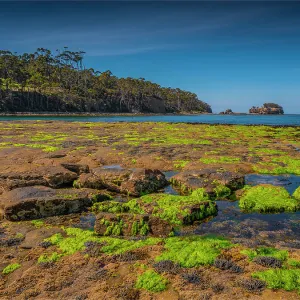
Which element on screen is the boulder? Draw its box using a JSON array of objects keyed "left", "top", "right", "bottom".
[
  {"left": 120, "top": 169, "right": 168, "bottom": 196},
  {"left": 94, "top": 212, "right": 173, "bottom": 237},
  {"left": 0, "top": 186, "right": 106, "bottom": 221},
  {"left": 170, "top": 168, "right": 245, "bottom": 197},
  {"left": 74, "top": 168, "right": 168, "bottom": 196}
]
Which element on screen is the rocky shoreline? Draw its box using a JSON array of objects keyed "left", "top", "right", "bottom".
[{"left": 0, "top": 121, "right": 299, "bottom": 299}]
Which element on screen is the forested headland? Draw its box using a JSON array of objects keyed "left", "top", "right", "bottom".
[{"left": 0, "top": 48, "right": 212, "bottom": 114}]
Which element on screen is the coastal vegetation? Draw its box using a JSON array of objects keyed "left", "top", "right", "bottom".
[{"left": 0, "top": 48, "right": 211, "bottom": 113}]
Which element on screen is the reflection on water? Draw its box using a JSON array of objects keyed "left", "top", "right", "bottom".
[{"left": 246, "top": 174, "right": 300, "bottom": 194}]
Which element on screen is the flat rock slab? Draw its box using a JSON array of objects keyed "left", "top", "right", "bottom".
[
  {"left": 94, "top": 212, "right": 173, "bottom": 237},
  {"left": 0, "top": 186, "right": 105, "bottom": 221},
  {"left": 0, "top": 166, "right": 78, "bottom": 193},
  {"left": 75, "top": 168, "right": 168, "bottom": 196},
  {"left": 20, "top": 227, "right": 64, "bottom": 249},
  {"left": 171, "top": 168, "right": 245, "bottom": 195}
]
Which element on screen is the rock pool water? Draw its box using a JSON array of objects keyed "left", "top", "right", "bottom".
[{"left": 195, "top": 174, "right": 300, "bottom": 248}]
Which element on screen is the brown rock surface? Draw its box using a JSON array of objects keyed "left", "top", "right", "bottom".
[
  {"left": 171, "top": 168, "right": 245, "bottom": 195},
  {"left": 0, "top": 186, "right": 104, "bottom": 221},
  {"left": 74, "top": 168, "right": 168, "bottom": 196}
]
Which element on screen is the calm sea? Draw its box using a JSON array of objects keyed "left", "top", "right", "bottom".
[{"left": 0, "top": 114, "right": 299, "bottom": 126}]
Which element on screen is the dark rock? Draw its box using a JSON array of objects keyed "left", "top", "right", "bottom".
[
  {"left": 115, "top": 285, "right": 140, "bottom": 300},
  {"left": 0, "top": 236, "right": 24, "bottom": 247},
  {"left": 153, "top": 260, "right": 180, "bottom": 275},
  {"left": 253, "top": 256, "right": 282, "bottom": 268},
  {"left": 171, "top": 168, "right": 245, "bottom": 196},
  {"left": 211, "top": 283, "right": 224, "bottom": 293},
  {"left": 238, "top": 278, "right": 266, "bottom": 292},
  {"left": 214, "top": 259, "right": 243, "bottom": 273},
  {"left": 120, "top": 169, "right": 168, "bottom": 196},
  {"left": 87, "top": 268, "right": 107, "bottom": 281},
  {"left": 83, "top": 241, "right": 104, "bottom": 257},
  {"left": 94, "top": 212, "right": 173, "bottom": 237},
  {"left": 1, "top": 186, "right": 104, "bottom": 221},
  {"left": 38, "top": 241, "right": 52, "bottom": 248},
  {"left": 181, "top": 272, "right": 202, "bottom": 285}
]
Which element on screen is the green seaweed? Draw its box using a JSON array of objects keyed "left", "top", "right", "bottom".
[
  {"left": 38, "top": 252, "right": 62, "bottom": 264},
  {"left": 239, "top": 184, "right": 299, "bottom": 213},
  {"left": 241, "top": 247, "right": 288, "bottom": 261},
  {"left": 252, "top": 269, "right": 300, "bottom": 293},
  {"left": 2, "top": 263, "right": 21, "bottom": 275},
  {"left": 135, "top": 270, "right": 168, "bottom": 292},
  {"left": 45, "top": 227, "right": 161, "bottom": 256},
  {"left": 292, "top": 187, "right": 300, "bottom": 200},
  {"left": 155, "top": 235, "right": 233, "bottom": 267}
]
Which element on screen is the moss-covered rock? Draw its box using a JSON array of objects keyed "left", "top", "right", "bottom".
[
  {"left": 92, "top": 188, "right": 218, "bottom": 226},
  {"left": 94, "top": 212, "right": 173, "bottom": 237},
  {"left": 239, "top": 184, "right": 300, "bottom": 213},
  {"left": 170, "top": 168, "right": 245, "bottom": 198}
]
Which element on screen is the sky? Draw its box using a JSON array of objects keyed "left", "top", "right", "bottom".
[{"left": 0, "top": 1, "right": 300, "bottom": 113}]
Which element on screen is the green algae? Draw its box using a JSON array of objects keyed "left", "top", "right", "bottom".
[
  {"left": 131, "top": 219, "right": 150, "bottom": 236},
  {"left": 241, "top": 247, "right": 288, "bottom": 261},
  {"left": 135, "top": 270, "right": 168, "bottom": 292},
  {"left": 213, "top": 184, "right": 232, "bottom": 199},
  {"left": 31, "top": 220, "right": 44, "bottom": 228},
  {"left": 292, "top": 187, "right": 300, "bottom": 200},
  {"left": 239, "top": 185, "right": 300, "bottom": 213},
  {"left": 155, "top": 235, "right": 233, "bottom": 267},
  {"left": 200, "top": 156, "right": 241, "bottom": 164},
  {"left": 2, "top": 263, "right": 21, "bottom": 275},
  {"left": 92, "top": 189, "right": 217, "bottom": 226},
  {"left": 288, "top": 259, "right": 300, "bottom": 268},
  {"left": 38, "top": 252, "right": 62, "bottom": 264},
  {"left": 252, "top": 269, "right": 300, "bottom": 293},
  {"left": 137, "top": 189, "right": 216, "bottom": 225},
  {"left": 45, "top": 227, "right": 161, "bottom": 257}
]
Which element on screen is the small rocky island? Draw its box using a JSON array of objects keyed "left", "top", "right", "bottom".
[
  {"left": 219, "top": 109, "right": 234, "bottom": 115},
  {"left": 249, "top": 103, "right": 284, "bottom": 115}
]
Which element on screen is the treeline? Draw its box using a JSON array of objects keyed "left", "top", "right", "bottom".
[{"left": 0, "top": 48, "right": 212, "bottom": 113}]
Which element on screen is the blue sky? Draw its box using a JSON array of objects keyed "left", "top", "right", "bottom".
[{"left": 0, "top": 1, "right": 300, "bottom": 113}]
